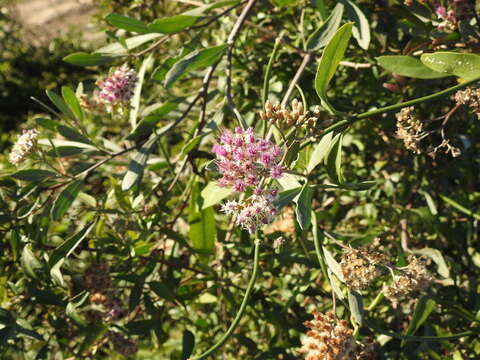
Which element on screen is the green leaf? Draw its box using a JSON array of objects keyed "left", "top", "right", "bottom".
[
  {"left": 273, "top": 187, "right": 302, "bottom": 210},
  {"left": 130, "top": 54, "right": 154, "bottom": 128},
  {"left": 50, "top": 259, "right": 64, "bottom": 287},
  {"left": 21, "top": 245, "right": 42, "bottom": 279},
  {"left": 307, "top": 131, "right": 334, "bottom": 173},
  {"left": 48, "top": 222, "right": 95, "bottom": 267},
  {"left": 127, "top": 102, "right": 179, "bottom": 141},
  {"left": 294, "top": 184, "right": 313, "bottom": 231},
  {"left": 148, "top": 15, "right": 199, "bottom": 34},
  {"left": 46, "top": 146, "right": 85, "bottom": 158},
  {"left": 61, "top": 86, "right": 83, "bottom": 121},
  {"left": 58, "top": 125, "right": 93, "bottom": 145},
  {"left": 121, "top": 133, "right": 159, "bottom": 191},
  {"left": 165, "top": 45, "right": 227, "bottom": 88},
  {"left": 200, "top": 182, "right": 234, "bottom": 209},
  {"left": 79, "top": 324, "right": 108, "bottom": 355},
  {"left": 106, "top": 13, "right": 150, "bottom": 33},
  {"left": 12, "top": 169, "right": 56, "bottom": 182},
  {"left": 306, "top": 3, "right": 344, "bottom": 50},
  {"left": 182, "top": 330, "right": 195, "bottom": 360},
  {"left": 46, "top": 90, "right": 77, "bottom": 121},
  {"left": 315, "top": 23, "right": 353, "bottom": 114},
  {"left": 322, "top": 246, "right": 344, "bottom": 281},
  {"left": 189, "top": 182, "right": 216, "bottom": 263},
  {"left": 66, "top": 291, "right": 89, "bottom": 327},
  {"left": 52, "top": 181, "right": 83, "bottom": 221},
  {"left": 325, "top": 133, "right": 344, "bottom": 184},
  {"left": 150, "top": 281, "right": 176, "bottom": 302},
  {"left": 0, "top": 308, "right": 14, "bottom": 326},
  {"left": 97, "top": 33, "right": 162, "bottom": 55},
  {"left": 35, "top": 117, "right": 61, "bottom": 131},
  {"left": 421, "top": 52, "right": 480, "bottom": 80},
  {"left": 403, "top": 296, "right": 437, "bottom": 344},
  {"left": 341, "top": 0, "right": 370, "bottom": 50},
  {"left": 348, "top": 290, "right": 364, "bottom": 326},
  {"left": 377, "top": 55, "right": 449, "bottom": 79},
  {"left": 63, "top": 52, "right": 116, "bottom": 67}
]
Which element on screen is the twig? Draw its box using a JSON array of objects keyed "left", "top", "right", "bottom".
[
  {"left": 225, "top": 0, "right": 258, "bottom": 129},
  {"left": 281, "top": 52, "right": 313, "bottom": 107}
]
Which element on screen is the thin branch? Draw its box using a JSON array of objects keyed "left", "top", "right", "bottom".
[
  {"left": 225, "top": 0, "right": 258, "bottom": 129},
  {"left": 281, "top": 52, "right": 313, "bottom": 107}
]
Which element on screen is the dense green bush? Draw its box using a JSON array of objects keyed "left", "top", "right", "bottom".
[{"left": 1, "top": 0, "right": 480, "bottom": 359}]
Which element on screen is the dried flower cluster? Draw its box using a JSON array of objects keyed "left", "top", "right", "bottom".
[
  {"left": 427, "top": 137, "right": 461, "bottom": 158},
  {"left": 9, "top": 129, "right": 38, "bottom": 165},
  {"left": 383, "top": 256, "right": 433, "bottom": 305},
  {"left": 108, "top": 331, "right": 138, "bottom": 357},
  {"left": 260, "top": 99, "right": 321, "bottom": 128},
  {"left": 222, "top": 188, "right": 279, "bottom": 233},
  {"left": 300, "top": 311, "right": 356, "bottom": 360},
  {"left": 84, "top": 262, "right": 127, "bottom": 321},
  {"left": 213, "top": 127, "right": 284, "bottom": 192},
  {"left": 96, "top": 64, "right": 138, "bottom": 104},
  {"left": 395, "top": 107, "right": 426, "bottom": 154},
  {"left": 455, "top": 87, "right": 480, "bottom": 118},
  {"left": 340, "top": 240, "right": 385, "bottom": 290}
]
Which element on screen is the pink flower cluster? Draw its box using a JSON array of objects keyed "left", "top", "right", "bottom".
[
  {"left": 222, "top": 188, "right": 279, "bottom": 233},
  {"left": 213, "top": 127, "right": 284, "bottom": 192},
  {"left": 97, "top": 64, "right": 138, "bottom": 104}
]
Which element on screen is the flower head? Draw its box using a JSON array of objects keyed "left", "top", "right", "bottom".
[
  {"left": 300, "top": 311, "right": 355, "bottom": 360},
  {"left": 395, "top": 107, "right": 426, "bottom": 154},
  {"left": 213, "top": 127, "right": 284, "bottom": 192},
  {"left": 97, "top": 64, "right": 138, "bottom": 104},
  {"left": 9, "top": 129, "right": 39, "bottom": 165},
  {"left": 221, "top": 188, "right": 279, "bottom": 233}
]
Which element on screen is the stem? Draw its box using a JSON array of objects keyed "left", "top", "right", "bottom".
[
  {"left": 281, "top": 52, "right": 313, "bottom": 107},
  {"left": 261, "top": 37, "right": 282, "bottom": 137},
  {"left": 190, "top": 240, "right": 261, "bottom": 360},
  {"left": 322, "top": 77, "right": 480, "bottom": 136},
  {"left": 366, "top": 291, "right": 384, "bottom": 312}
]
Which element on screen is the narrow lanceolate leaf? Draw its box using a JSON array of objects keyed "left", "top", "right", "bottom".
[
  {"left": 307, "top": 131, "right": 334, "bottom": 173},
  {"left": 48, "top": 222, "right": 95, "bottom": 267},
  {"left": 182, "top": 330, "right": 196, "bottom": 360},
  {"left": 148, "top": 15, "right": 199, "bottom": 34},
  {"left": 58, "top": 125, "right": 92, "bottom": 145},
  {"left": 348, "top": 290, "right": 364, "bottom": 326},
  {"left": 97, "top": 33, "right": 162, "bottom": 55},
  {"left": 189, "top": 182, "right": 216, "bottom": 264},
  {"left": 61, "top": 86, "right": 83, "bottom": 121},
  {"left": 46, "top": 90, "right": 77, "bottom": 121},
  {"left": 294, "top": 184, "right": 313, "bottom": 231},
  {"left": 413, "top": 248, "right": 450, "bottom": 278},
  {"left": 322, "top": 246, "right": 344, "bottom": 281},
  {"left": 341, "top": 0, "right": 370, "bottom": 50},
  {"left": 200, "top": 181, "right": 234, "bottom": 209},
  {"left": 273, "top": 187, "right": 303, "bottom": 210},
  {"left": 121, "top": 133, "right": 159, "bottom": 191},
  {"left": 127, "top": 101, "right": 179, "bottom": 141},
  {"left": 52, "top": 181, "right": 83, "bottom": 221},
  {"left": 130, "top": 54, "right": 154, "bottom": 128},
  {"left": 421, "top": 52, "right": 480, "bottom": 80},
  {"left": 315, "top": 23, "right": 353, "bottom": 114},
  {"left": 106, "top": 13, "right": 150, "bottom": 33},
  {"left": 63, "top": 52, "right": 116, "bottom": 67},
  {"left": 12, "top": 169, "right": 57, "bottom": 182},
  {"left": 164, "top": 45, "right": 227, "bottom": 88},
  {"left": 377, "top": 56, "right": 449, "bottom": 79},
  {"left": 306, "top": 3, "right": 344, "bottom": 50},
  {"left": 325, "top": 133, "right": 344, "bottom": 184},
  {"left": 21, "top": 245, "right": 42, "bottom": 279},
  {"left": 402, "top": 296, "right": 437, "bottom": 345}
]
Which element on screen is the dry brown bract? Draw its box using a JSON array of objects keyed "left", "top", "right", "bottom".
[
  {"left": 454, "top": 87, "right": 480, "bottom": 118},
  {"left": 340, "top": 240, "right": 385, "bottom": 290},
  {"left": 383, "top": 256, "right": 432, "bottom": 306},
  {"left": 300, "top": 311, "right": 356, "bottom": 360},
  {"left": 395, "top": 107, "right": 426, "bottom": 154}
]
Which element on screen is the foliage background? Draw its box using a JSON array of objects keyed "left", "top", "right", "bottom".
[{"left": 1, "top": 0, "right": 480, "bottom": 359}]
